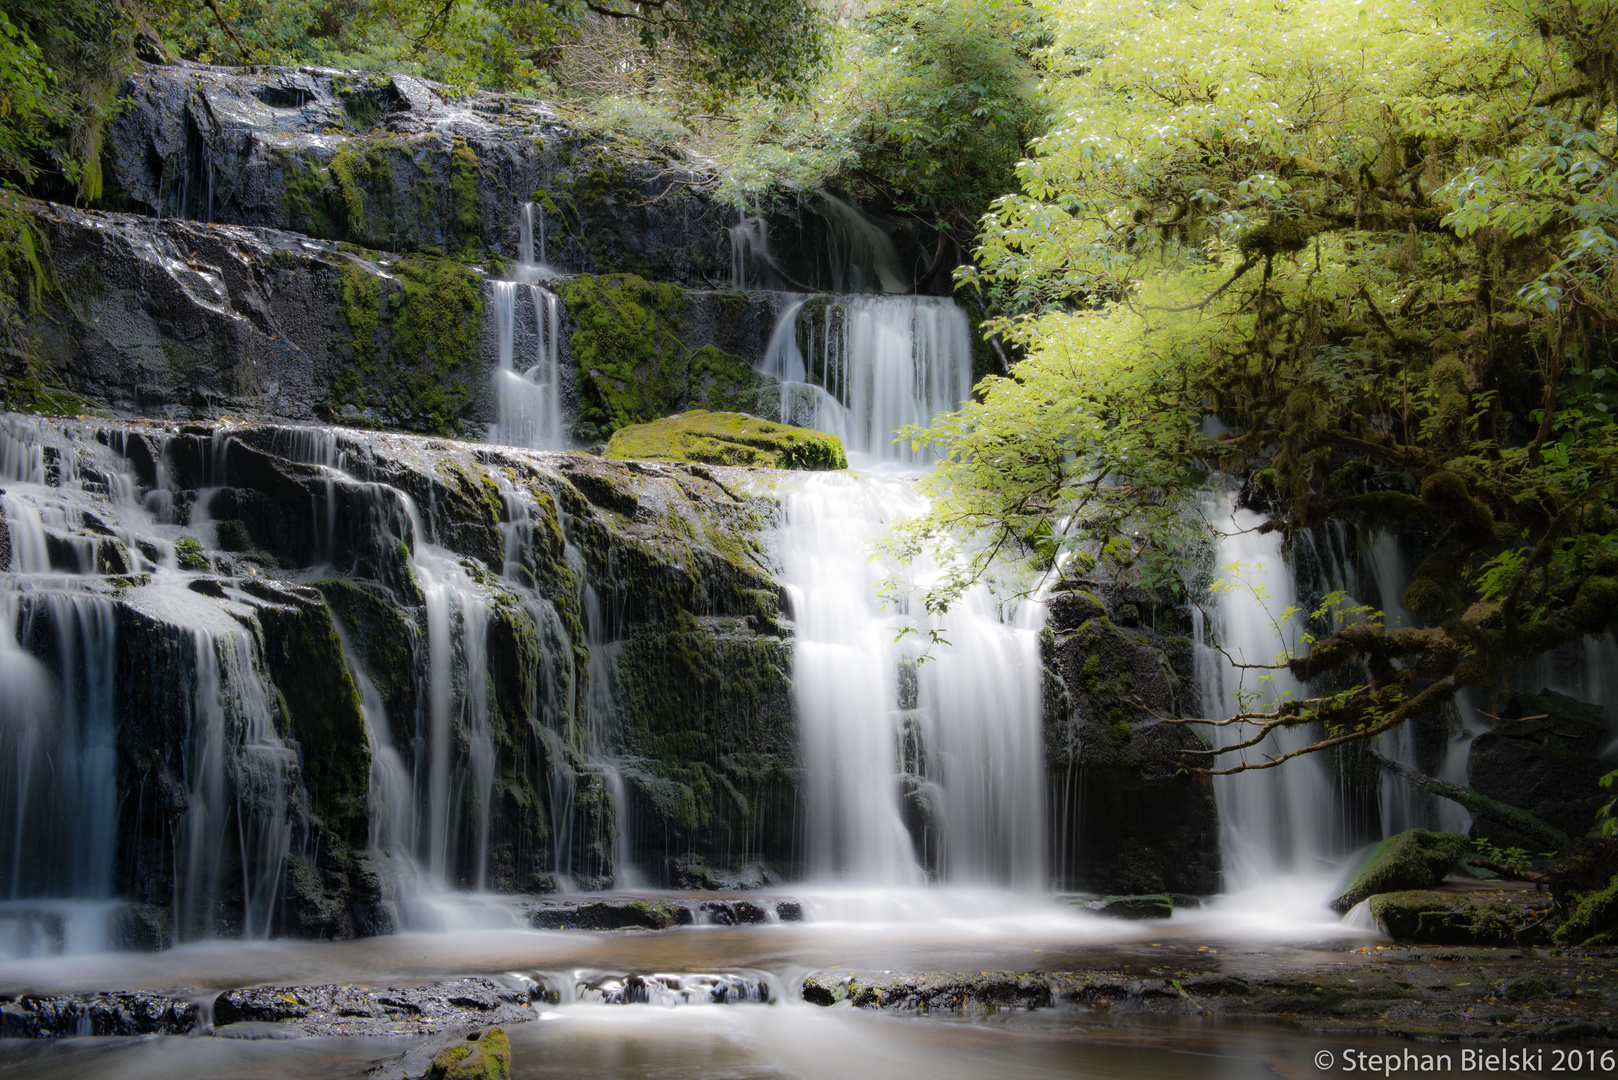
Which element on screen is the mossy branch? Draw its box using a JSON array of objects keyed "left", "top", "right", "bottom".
[{"left": 1369, "top": 748, "right": 1570, "bottom": 850}]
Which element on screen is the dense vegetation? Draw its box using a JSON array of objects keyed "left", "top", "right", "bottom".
[
  {"left": 2, "top": 0, "right": 1614, "bottom": 789},
  {"left": 897, "top": 0, "right": 1618, "bottom": 774}
]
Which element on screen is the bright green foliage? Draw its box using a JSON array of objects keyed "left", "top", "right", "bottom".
[
  {"left": 705, "top": 0, "right": 1050, "bottom": 241},
  {"left": 901, "top": 0, "right": 1618, "bottom": 772},
  {"left": 839, "top": 0, "right": 1049, "bottom": 238},
  {"left": 605, "top": 410, "right": 847, "bottom": 470},
  {"left": 0, "top": 0, "right": 136, "bottom": 201}
]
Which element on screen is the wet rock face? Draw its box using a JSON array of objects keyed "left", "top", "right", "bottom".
[
  {"left": 517, "top": 895, "right": 800, "bottom": 930},
  {"left": 107, "top": 64, "right": 729, "bottom": 283},
  {"left": 1468, "top": 690, "right": 1611, "bottom": 849},
  {"left": 212, "top": 979, "right": 533, "bottom": 1037},
  {"left": 0, "top": 991, "right": 199, "bottom": 1038},
  {"left": 3, "top": 415, "right": 799, "bottom": 940},
  {"left": 1041, "top": 585, "right": 1221, "bottom": 895}
]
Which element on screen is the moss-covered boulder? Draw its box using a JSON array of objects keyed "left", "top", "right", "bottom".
[
  {"left": 1368, "top": 889, "right": 1553, "bottom": 945},
  {"left": 1554, "top": 876, "right": 1618, "bottom": 947},
  {"left": 1331, "top": 829, "right": 1470, "bottom": 913},
  {"left": 425, "top": 1026, "right": 512, "bottom": 1080},
  {"left": 605, "top": 410, "right": 847, "bottom": 471}
]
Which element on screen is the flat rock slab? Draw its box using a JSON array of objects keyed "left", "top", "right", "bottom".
[
  {"left": 801, "top": 948, "right": 1618, "bottom": 1040},
  {"left": 519, "top": 896, "right": 801, "bottom": 930},
  {"left": 212, "top": 978, "right": 534, "bottom": 1037}
]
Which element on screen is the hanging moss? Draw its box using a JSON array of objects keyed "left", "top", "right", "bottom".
[
  {"left": 387, "top": 256, "right": 484, "bottom": 435},
  {"left": 0, "top": 198, "right": 83, "bottom": 415},
  {"left": 451, "top": 138, "right": 481, "bottom": 254},
  {"left": 559, "top": 273, "right": 689, "bottom": 439}
]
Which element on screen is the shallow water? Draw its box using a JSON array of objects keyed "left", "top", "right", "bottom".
[{"left": 0, "top": 883, "right": 1445, "bottom": 1079}]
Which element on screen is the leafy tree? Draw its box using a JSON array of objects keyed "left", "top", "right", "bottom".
[{"left": 898, "top": 0, "right": 1618, "bottom": 774}]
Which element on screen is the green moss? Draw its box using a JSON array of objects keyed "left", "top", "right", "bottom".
[
  {"left": 451, "top": 137, "right": 481, "bottom": 254},
  {"left": 281, "top": 153, "right": 337, "bottom": 236},
  {"left": 389, "top": 255, "right": 484, "bottom": 435},
  {"left": 605, "top": 410, "right": 847, "bottom": 470},
  {"left": 337, "top": 260, "right": 381, "bottom": 367},
  {"left": 427, "top": 1026, "right": 511, "bottom": 1080},
  {"left": 173, "top": 536, "right": 208, "bottom": 571},
  {"left": 1553, "top": 875, "right": 1618, "bottom": 946},
  {"left": 1368, "top": 889, "right": 1550, "bottom": 945},
  {"left": 1330, "top": 829, "right": 1470, "bottom": 912}
]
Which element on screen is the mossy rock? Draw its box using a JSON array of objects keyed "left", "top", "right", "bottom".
[
  {"left": 1553, "top": 875, "right": 1618, "bottom": 947},
  {"left": 1330, "top": 829, "right": 1470, "bottom": 913},
  {"left": 1367, "top": 889, "right": 1552, "bottom": 945},
  {"left": 427, "top": 1026, "right": 511, "bottom": 1080},
  {"left": 604, "top": 410, "right": 847, "bottom": 471}
]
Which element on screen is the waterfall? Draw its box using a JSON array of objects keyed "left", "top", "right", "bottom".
[
  {"left": 778, "top": 473, "right": 1047, "bottom": 887},
  {"left": 175, "top": 628, "right": 295, "bottom": 941},
  {"left": 765, "top": 283, "right": 1046, "bottom": 889},
  {"left": 491, "top": 205, "right": 567, "bottom": 451},
  {"left": 1194, "top": 495, "right": 1342, "bottom": 888},
  {"left": 728, "top": 193, "right": 907, "bottom": 294},
  {"left": 756, "top": 296, "right": 974, "bottom": 466}
]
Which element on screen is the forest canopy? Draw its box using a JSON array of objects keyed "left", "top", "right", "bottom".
[{"left": 893, "top": 0, "right": 1618, "bottom": 773}]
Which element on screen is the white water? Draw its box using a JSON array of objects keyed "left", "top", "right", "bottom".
[
  {"left": 729, "top": 191, "right": 906, "bottom": 294},
  {"left": 1194, "top": 496, "right": 1342, "bottom": 891},
  {"left": 757, "top": 295, "right": 973, "bottom": 465},
  {"left": 0, "top": 416, "right": 298, "bottom": 951},
  {"left": 491, "top": 203, "right": 567, "bottom": 451}
]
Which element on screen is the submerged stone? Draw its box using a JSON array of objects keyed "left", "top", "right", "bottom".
[
  {"left": 604, "top": 410, "right": 847, "bottom": 470},
  {"left": 1330, "top": 829, "right": 1470, "bottom": 913},
  {"left": 1064, "top": 894, "right": 1173, "bottom": 920}
]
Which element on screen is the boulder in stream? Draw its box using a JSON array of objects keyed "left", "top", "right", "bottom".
[
  {"left": 1330, "top": 829, "right": 1470, "bottom": 913},
  {"left": 1467, "top": 690, "right": 1611, "bottom": 850}
]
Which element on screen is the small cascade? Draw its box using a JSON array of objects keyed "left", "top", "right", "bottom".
[
  {"left": 174, "top": 628, "right": 295, "bottom": 942},
  {"left": 757, "top": 295, "right": 974, "bottom": 465},
  {"left": 516, "top": 201, "right": 555, "bottom": 277},
  {"left": 1194, "top": 495, "right": 1342, "bottom": 888},
  {"left": 491, "top": 205, "right": 567, "bottom": 451}
]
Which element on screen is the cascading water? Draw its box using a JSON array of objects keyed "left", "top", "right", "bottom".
[
  {"left": 491, "top": 203, "right": 567, "bottom": 451},
  {"left": 1194, "top": 495, "right": 1342, "bottom": 888},
  {"left": 0, "top": 416, "right": 298, "bottom": 951},
  {"left": 756, "top": 295, "right": 974, "bottom": 466},
  {"left": 761, "top": 279, "right": 1047, "bottom": 889}
]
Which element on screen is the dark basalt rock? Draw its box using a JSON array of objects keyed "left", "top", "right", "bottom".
[
  {"left": 519, "top": 895, "right": 801, "bottom": 930},
  {"left": 212, "top": 978, "right": 534, "bottom": 1036},
  {"left": 1042, "top": 585, "right": 1221, "bottom": 895},
  {"left": 0, "top": 990, "right": 199, "bottom": 1038},
  {"left": 106, "top": 63, "right": 731, "bottom": 284},
  {"left": 800, "top": 970, "right": 1053, "bottom": 1011},
  {"left": 801, "top": 951, "right": 1618, "bottom": 1041},
  {"left": 1467, "top": 689, "right": 1611, "bottom": 849},
  {"left": 1063, "top": 894, "right": 1175, "bottom": 920}
]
